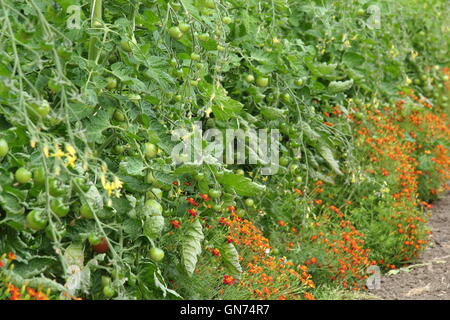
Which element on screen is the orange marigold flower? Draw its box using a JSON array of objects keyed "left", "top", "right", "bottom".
[
  {"left": 186, "top": 197, "right": 199, "bottom": 207},
  {"left": 8, "top": 252, "right": 16, "bottom": 261},
  {"left": 304, "top": 292, "right": 315, "bottom": 300},
  {"left": 223, "top": 275, "right": 237, "bottom": 285},
  {"left": 170, "top": 219, "right": 182, "bottom": 229},
  {"left": 278, "top": 220, "right": 288, "bottom": 227},
  {"left": 187, "top": 208, "right": 198, "bottom": 217}
]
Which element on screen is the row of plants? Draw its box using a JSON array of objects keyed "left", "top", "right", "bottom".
[{"left": 0, "top": 0, "right": 449, "bottom": 299}]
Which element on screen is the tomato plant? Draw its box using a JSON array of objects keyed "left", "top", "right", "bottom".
[{"left": 0, "top": 0, "right": 448, "bottom": 302}]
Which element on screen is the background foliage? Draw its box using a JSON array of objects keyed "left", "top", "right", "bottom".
[{"left": 0, "top": 0, "right": 449, "bottom": 300}]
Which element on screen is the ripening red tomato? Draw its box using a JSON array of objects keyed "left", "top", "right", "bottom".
[{"left": 92, "top": 237, "right": 109, "bottom": 253}]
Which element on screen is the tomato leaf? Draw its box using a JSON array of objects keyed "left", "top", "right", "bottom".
[
  {"left": 217, "top": 172, "right": 266, "bottom": 196},
  {"left": 318, "top": 144, "right": 343, "bottom": 175},
  {"left": 221, "top": 243, "right": 242, "bottom": 279},
  {"left": 182, "top": 219, "right": 204, "bottom": 276},
  {"left": 212, "top": 96, "right": 243, "bottom": 121}
]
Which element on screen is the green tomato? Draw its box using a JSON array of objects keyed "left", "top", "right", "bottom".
[
  {"left": 101, "top": 276, "right": 112, "bottom": 288},
  {"left": 120, "top": 40, "right": 132, "bottom": 52},
  {"left": 171, "top": 2, "right": 181, "bottom": 10},
  {"left": 49, "top": 179, "right": 65, "bottom": 197},
  {"left": 191, "top": 52, "right": 201, "bottom": 61},
  {"left": 27, "top": 210, "right": 48, "bottom": 231},
  {"left": 198, "top": 33, "right": 210, "bottom": 42},
  {"left": 149, "top": 247, "right": 165, "bottom": 262},
  {"left": 215, "top": 171, "right": 224, "bottom": 178},
  {"left": 168, "top": 26, "right": 184, "bottom": 40},
  {"left": 205, "top": 0, "right": 215, "bottom": 9},
  {"left": 279, "top": 156, "right": 290, "bottom": 167},
  {"left": 106, "top": 77, "right": 117, "bottom": 90},
  {"left": 245, "top": 198, "right": 254, "bottom": 207},
  {"left": 295, "top": 176, "right": 303, "bottom": 183},
  {"left": 281, "top": 93, "right": 291, "bottom": 103},
  {"left": 30, "top": 100, "right": 51, "bottom": 118},
  {"left": 222, "top": 16, "right": 233, "bottom": 24},
  {"left": 128, "top": 94, "right": 141, "bottom": 104},
  {"left": 103, "top": 286, "right": 115, "bottom": 298},
  {"left": 289, "top": 164, "right": 299, "bottom": 174},
  {"left": 80, "top": 203, "right": 95, "bottom": 219},
  {"left": 146, "top": 171, "right": 157, "bottom": 184},
  {"left": 208, "top": 189, "right": 221, "bottom": 199},
  {"left": 88, "top": 233, "right": 101, "bottom": 245},
  {"left": 113, "top": 145, "right": 125, "bottom": 155},
  {"left": 193, "top": 172, "right": 205, "bottom": 182},
  {"left": 48, "top": 79, "right": 61, "bottom": 93},
  {"left": 170, "top": 57, "right": 178, "bottom": 67},
  {"left": 15, "top": 167, "right": 32, "bottom": 184},
  {"left": 113, "top": 109, "right": 125, "bottom": 122},
  {"left": 128, "top": 274, "right": 137, "bottom": 287},
  {"left": 33, "top": 167, "right": 46, "bottom": 186},
  {"left": 245, "top": 74, "right": 255, "bottom": 83},
  {"left": 179, "top": 23, "right": 190, "bottom": 33},
  {"left": 256, "top": 77, "right": 269, "bottom": 88},
  {"left": 0, "top": 139, "right": 9, "bottom": 158},
  {"left": 144, "top": 143, "right": 158, "bottom": 159},
  {"left": 294, "top": 78, "right": 304, "bottom": 86},
  {"left": 50, "top": 198, "right": 70, "bottom": 217}
]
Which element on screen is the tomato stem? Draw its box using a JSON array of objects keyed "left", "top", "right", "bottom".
[{"left": 88, "top": 0, "right": 103, "bottom": 61}]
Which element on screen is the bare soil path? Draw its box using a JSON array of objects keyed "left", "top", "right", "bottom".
[{"left": 374, "top": 191, "right": 450, "bottom": 300}]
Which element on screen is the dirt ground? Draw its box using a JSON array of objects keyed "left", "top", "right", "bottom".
[{"left": 373, "top": 191, "right": 450, "bottom": 300}]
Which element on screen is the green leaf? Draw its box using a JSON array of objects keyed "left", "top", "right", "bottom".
[
  {"left": 328, "top": 79, "right": 354, "bottom": 93},
  {"left": 302, "top": 122, "right": 321, "bottom": 143},
  {"left": 0, "top": 192, "right": 25, "bottom": 215},
  {"left": 85, "top": 108, "right": 113, "bottom": 143},
  {"left": 143, "top": 214, "right": 164, "bottom": 240},
  {"left": 68, "top": 103, "right": 97, "bottom": 121},
  {"left": 123, "top": 218, "right": 142, "bottom": 238},
  {"left": 217, "top": 172, "right": 266, "bottom": 196},
  {"left": 64, "top": 243, "right": 84, "bottom": 268},
  {"left": 318, "top": 144, "right": 343, "bottom": 175},
  {"left": 120, "top": 158, "right": 146, "bottom": 176},
  {"left": 221, "top": 243, "right": 242, "bottom": 279},
  {"left": 212, "top": 97, "right": 243, "bottom": 121},
  {"left": 85, "top": 185, "right": 103, "bottom": 210},
  {"left": 182, "top": 219, "right": 204, "bottom": 276},
  {"left": 118, "top": 174, "right": 148, "bottom": 193},
  {"left": 153, "top": 268, "right": 183, "bottom": 299},
  {"left": 343, "top": 52, "right": 365, "bottom": 67},
  {"left": 260, "top": 106, "right": 286, "bottom": 120},
  {"left": 13, "top": 256, "right": 58, "bottom": 278}
]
